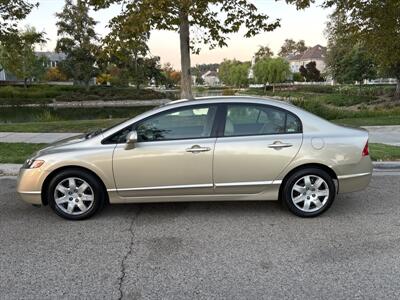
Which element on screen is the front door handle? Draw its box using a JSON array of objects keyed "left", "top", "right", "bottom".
[
  {"left": 268, "top": 141, "right": 293, "bottom": 149},
  {"left": 186, "top": 145, "right": 211, "bottom": 153}
]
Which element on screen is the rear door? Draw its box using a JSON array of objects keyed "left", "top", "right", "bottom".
[{"left": 213, "top": 103, "right": 303, "bottom": 194}]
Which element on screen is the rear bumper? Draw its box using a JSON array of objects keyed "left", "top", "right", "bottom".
[{"left": 337, "top": 172, "right": 372, "bottom": 193}]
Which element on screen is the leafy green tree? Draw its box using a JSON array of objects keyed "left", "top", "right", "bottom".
[
  {"left": 0, "top": 27, "right": 47, "bottom": 87},
  {"left": 292, "top": 72, "right": 304, "bottom": 82},
  {"left": 100, "top": 21, "right": 150, "bottom": 88},
  {"left": 278, "top": 39, "right": 308, "bottom": 57},
  {"left": 286, "top": 0, "right": 400, "bottom": 99},
  {"left": 56, "top": 0, "right": 100, "bottom": 89},
  {"left": 230, "top": 62, "right": 250, "bottom": 88},
  {"left": 326, "top": 10, "right": 376, "bottom": 85},
  {"left": 219, "top": 59, "right": 250, "bottom": 88},
  {"left": 253, "top": 57, "right": 291, "bottom": 92},
  {"left": 254, "top": 45, "right": 274, "bottom": 62},
  {"left": 89, "top": 0, "right": 280, "bottom": 99},
  {"left": 0, "top": 0, "right": 37, "bottom": 39},
  {"left": 299, "top": 61, "right": 323, "bottom": 82}
]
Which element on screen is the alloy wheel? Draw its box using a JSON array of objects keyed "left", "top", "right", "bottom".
[
  {"left": 53, "top": 177, "right": 95, "bottom": 216},
  {"left": 291, "top": 175, "right": 329, "bottom": 213}
]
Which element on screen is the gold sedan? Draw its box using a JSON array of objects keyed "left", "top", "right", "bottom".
[{"left": 17, "top": 97, "right": 372, "bottom": 220}]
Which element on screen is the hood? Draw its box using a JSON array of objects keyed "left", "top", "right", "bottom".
[{"left": 35, "top": 134, "right": 88, "bottom": 157}]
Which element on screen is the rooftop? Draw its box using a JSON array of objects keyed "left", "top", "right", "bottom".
[{"left": 288, "top": 44, "right": 327, "bottom": 61}]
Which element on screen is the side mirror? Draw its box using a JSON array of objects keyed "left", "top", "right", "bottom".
[
  {"left": 125, "top": 131, "right": 138, "bottom": 149},
  {"left": 126, "top": 131, "right": 138, "bottom": 143}
]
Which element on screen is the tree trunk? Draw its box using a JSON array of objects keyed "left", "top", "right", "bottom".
[
  {"left": 396, "top": 78, "right": 400, "bottom": 100},
  {"left": 85, "top": 79, "right": 90, "bottom": 92},
  {"left": 179, "top": 9, "right": 193, "bottom": 100},
  {"left": 24, "top": 78, "right": 28, "bottom": 89}
]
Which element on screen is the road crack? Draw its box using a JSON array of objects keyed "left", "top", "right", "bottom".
[{"left": 117, "top": 206, "right": 142, "bottom": 300}]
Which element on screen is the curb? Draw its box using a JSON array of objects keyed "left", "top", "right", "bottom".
[
  {"left": 373, "top": 161, "right": 400, "bottom": 170},
  {"left": 1, "top": 162, "right": 399, "bottom": 177},
  {"left": 0, "top": 164, "right": 21, "bottom": 176}
]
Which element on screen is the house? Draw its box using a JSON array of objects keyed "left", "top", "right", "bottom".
[
  {"left": 36, "top": 51, "right": 67, "bottom": 68},
  {"left": 0, "top": 52, "right": 66, "bottom": 82},
  {"left": 0, "top": 67, "right": 17, "bottom": 81},
  {"left": 202, "top": 70, "right": 220, "bottom": 86},
  {"left": 287, "top": 44, "right": 327, "bottom": 73}
]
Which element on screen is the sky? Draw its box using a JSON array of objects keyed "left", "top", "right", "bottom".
[{"left": 22, "top": 0, "right": 332, "bottom": 69}]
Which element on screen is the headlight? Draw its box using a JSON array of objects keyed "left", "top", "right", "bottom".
[{"left": 24, "top": 159, "right": 45, "bottom": 169}]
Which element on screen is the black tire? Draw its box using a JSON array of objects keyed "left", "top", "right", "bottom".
[
  {"left": 282, "top": 168, "right": 336, "bottom": 218},
  {"left": 47, "top": 169, "right": 105, "bottom": 220}
]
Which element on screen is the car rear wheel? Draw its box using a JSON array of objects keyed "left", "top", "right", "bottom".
[
  {"left": 48, "top": 169, "right": 105, "bottom": 220},
  {"left": 282, "top": 168, "right": 336, "bottom": 217}
]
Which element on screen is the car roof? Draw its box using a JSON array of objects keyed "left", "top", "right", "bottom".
[{"left": 164, "top": 96, "right": 298, "bottom": 110}]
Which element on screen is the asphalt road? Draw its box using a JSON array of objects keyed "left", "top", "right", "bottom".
[{"left": 1, "top": 173, "right": 400, "bottom": 300}]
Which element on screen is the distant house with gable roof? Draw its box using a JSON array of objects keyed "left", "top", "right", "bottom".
[
  {"left": 287, "top": 44, "right": 327, "bottom": 73},
  {"left": 201, "top": 70, "right": 220, "bottom": 86}
]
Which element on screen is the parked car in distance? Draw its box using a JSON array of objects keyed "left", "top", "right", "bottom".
[{"left": 17, "top": 97, "right": 372, "bottom": 220}]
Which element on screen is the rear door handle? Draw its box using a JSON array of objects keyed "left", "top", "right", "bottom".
[
  {"left": 268, "top": 141, "right": 293, "bottom": 149},
  {"left": 186, "top": 145, "right": 211, "bottom": 153}
]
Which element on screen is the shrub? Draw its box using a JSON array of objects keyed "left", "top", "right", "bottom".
[{"left": 222, "top": 89, "right": 236, "bottom": 96}]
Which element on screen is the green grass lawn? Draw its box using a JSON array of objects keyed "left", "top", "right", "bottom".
[
  {"left": 369, "top": 143, "right": 400, "bottom": 161},
  {"left": 0, "top": 118, "right": 125, "bottom": 133},
  {"left": 0, "top": 143, "right": 47, "bottom": 164},
  {"left": 332, "top": 116, "right": 400, "bottom": 127},
  {"left": 242, "top": 85, "right": 400, "bottom": 125},
  {"left": 0, "top": 142, "right": 398, "bottom": 164}
]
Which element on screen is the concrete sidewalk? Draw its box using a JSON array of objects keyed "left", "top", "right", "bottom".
[
  {"left": 0, "top": 125, "right": 399, "bottom": 145},
  {"left": 362, "top": 126, "right": 400, "bottom": 146},
  {"left": 0, "top": 132, "right": 79, "bottom": 143}
]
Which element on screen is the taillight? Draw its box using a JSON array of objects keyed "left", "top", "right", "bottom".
[{"left": 362, "top": 141, "right": 369, "bottom": 156}]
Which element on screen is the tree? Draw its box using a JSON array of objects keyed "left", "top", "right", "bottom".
[
  {"left": 328, "top": 44, "right": 376, "bottom": 85},
  {"left": 99, "top": 13, "right": 151, "bottom": 88},
  {"left": 0, "top": 27, "right": 47, "bottom": 87},
  {"left": 219, "top": 59, "right": 250, "bottom": 88},
  {"left": 286, "top": 0, "right": 400, "bottom": 99},
  {"left": 160, "top": 63, "right": 180, "bottom": 88},
  {"left": 89, "top": 0, "right": 281, "bottom": 99},
  {"left": 254, "top": 45, "right": 274, "bottom": 62},
  {"left": 253, "top": 57, "right": 291, "bottom": 92},
  {"left": 56, "top": 0, "right": 100, "bottom": 89},
  {"left": 0, "top": 0, "right": 37, "bottom": 39},
  {"left": 325, "top": 10, "right": 376, "bottom": 85},
  {"left": 299, "top": 61, "right": 323, "bottom": 82},
  {"left": 278, "top": 39, "right": 308, "bottom": 57},
  {"left": 45, "top": 67, "right": 68, "bottom": 82}
]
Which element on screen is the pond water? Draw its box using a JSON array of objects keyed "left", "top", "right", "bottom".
[
  {"left": 0, "top": 90, "right": 226, "bottom": 123},
  {"left": 0, "top": 106, "right": 153, "bottom": 123}
]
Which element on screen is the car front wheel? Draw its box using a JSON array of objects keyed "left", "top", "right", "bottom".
[
  {"left": 282, "top": 168, "right": 336, "bottom": 217},
  {"left": 47, "top": 169, "right": 105, "bottom": 220}
]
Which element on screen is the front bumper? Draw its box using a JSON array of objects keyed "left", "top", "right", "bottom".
[{"left": 16, "top": 167, "right": 47, "bottom": 205}]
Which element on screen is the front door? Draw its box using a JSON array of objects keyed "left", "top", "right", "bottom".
[
  {"left": 213, "top": 103, "right": 303, "bottom": 194},
  {"left": 112, "top": 104, "right": 218, "bottom": 198}
]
